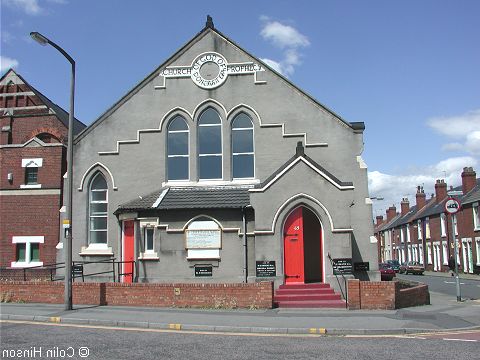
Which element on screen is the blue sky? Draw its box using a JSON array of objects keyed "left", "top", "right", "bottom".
[{"left": 1, "top": 0, "right": 479, "bottom": 216}]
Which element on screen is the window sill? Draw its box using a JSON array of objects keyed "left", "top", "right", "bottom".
[
  {"left": 20, "top": 184, "right": 41, "bottom": 189},
  {"left": 139, "top": 253, "right": 159, "bottom": 260},
  {"left": 187, "top": 257, "right": 220, "bottom": 260},
  {"left": 10, "top": 261, "right": 43, "bottom": 268},
  {"left": 80, "top": 245, "right": 113, "bottom": 256}
]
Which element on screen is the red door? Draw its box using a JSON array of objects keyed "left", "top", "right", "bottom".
[
  {"left": 284, "top": 207, "right": 304, "bottom": 284},
  {"left": 122, "top": 220, "right": 134, "bottom": 283}
]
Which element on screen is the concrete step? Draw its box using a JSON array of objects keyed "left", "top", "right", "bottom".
[
  {"left": 275, "top": 288, "right": 335, "bottom": 295},
  {"left": 279, "top": 283, "right": 330, "bottom": 290},
  {"left": 274, "top": 293, "right": 341, "bottom": 301},
  {"left": 274, "top": 300, "right": 347, "bottom": 308}
]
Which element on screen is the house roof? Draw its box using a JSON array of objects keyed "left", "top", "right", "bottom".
[
  {"left": 75, "top": 17, "right": 362, "bottom": 144},
  {"left": 0, "top": 69, "right": 86, "bottom": 136},
  {"left": 116, "top": 185, "right": 251, "bottom": 214}
]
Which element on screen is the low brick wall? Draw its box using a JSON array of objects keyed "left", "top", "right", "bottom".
[
  {"left": 0, "top": 281, "right": 273, "bottom": 309},
  {"left": 347, "top": 279, "right": 429, "bottom": 310}
]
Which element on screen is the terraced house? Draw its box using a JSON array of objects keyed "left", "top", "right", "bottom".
[{"left": 375, "top": 167, "right": 480, "bottom": 275}]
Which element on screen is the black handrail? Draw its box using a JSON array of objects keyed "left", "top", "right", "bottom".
[{"left": 327, "top": 253, "right": 348, "bottom": 308}]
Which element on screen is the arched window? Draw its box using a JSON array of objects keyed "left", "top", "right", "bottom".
[
  {"left": 232, "top": 113, "right": 254, "bottom": 179},
  {"left": 37, "top": 132, "right": 60, "bottom": 143},
  {"left": 186, "top": 217, "right": 221, "bottom": 259},
  {"left": 167, "top": 116, "right": 189, "bottom": 180},
  {"left": 89, "top": 173, "right": 108, "bottom": 244},
  {"left": 198, "top": 108, "right": 222, "bottom": 180}
]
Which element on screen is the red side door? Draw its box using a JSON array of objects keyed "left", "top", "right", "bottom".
[
  {"left": 284, "top": 207, "right": 304, "bottom": 284},
  {"left": 122, "top": 220, "right": 134, "bottom": 283}
]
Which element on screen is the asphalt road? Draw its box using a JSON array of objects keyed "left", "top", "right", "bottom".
[
  {"left": 397, "top": 273, "right": 480, "bottom": 300},
  {"left": 1, "top": 322, "right": 479, "bottom": 360}
]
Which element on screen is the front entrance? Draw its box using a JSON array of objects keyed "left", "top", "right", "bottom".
[
  {"left": 283, "top": 207, "right": 323, "bottom": 284},
  {"left": 122, "top": 220, "right": 135, "bottom": 283}
]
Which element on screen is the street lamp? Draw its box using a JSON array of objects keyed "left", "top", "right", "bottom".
[{"left": 31, "top": 31, "right": 75, "bottom": 311}]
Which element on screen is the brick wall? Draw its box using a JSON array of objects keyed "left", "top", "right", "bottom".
[
  {"left": 0, "top": 281, "right": 274, "bottom": 309},
  {"left": 0, "top": 115, "right": 68, "bottom": 145},
  {"left": 347, "top": 279, "right": 429, "bottom": 310}
]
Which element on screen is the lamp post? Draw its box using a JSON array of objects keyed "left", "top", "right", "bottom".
[{"left": 31, "top": 32, "right": 74, "bottom": 310}]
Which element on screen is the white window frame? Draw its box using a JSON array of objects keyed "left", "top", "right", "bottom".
[
  {"left": 427, "top": 242, "right": 432, "bottom": 264},
  {"left": 473, "top": 203, "right": 480, "bottom": 231},
  {"left": 425, "top": 217, "right": 431, "bottom": 239},
  {"left": 440, "top": 213, "right": 447, "bottom": 237},
  {"left": 198, "top": 109, "right": 223, "bottom": 181},
  {"left": 20, "top": 158, "right": 43, "bottom": 189},
  {"left": 400, "top": 227, "right": 404, "bottom": 243},
  {"left": 167, "top": 116, "right": 190, "bottom": 181},
  {"left": 453, "top": 214, "right": 458, "bottom": 236},
  {"left": 417, "top": 220, "right": 423, "bottom": 240},
  {"left": 11, "top": 236, "right": 44, "bottom": 268},
  {"left": 231, "top": 114, "right": 255, "bottom": 180},
  {"left": 442, "top": 242, "right": 448, "bottom": 265},
  {"left": 406, "top": 224, "right": 410, "bottom": 243},
  {"left": 475, "top": 238, "right": 480, "bottom": 265},
  {"left": 419, "top": 243, "right": 424, "bottom": 264},
  {"left": 88, "top": 173, "right": 108, "bottom": 246}
]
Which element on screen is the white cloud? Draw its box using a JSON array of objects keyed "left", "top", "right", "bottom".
[
  {"left": 0, "top": 56, "right": 19, "bottom": 72},
  {"left": 1, "top": 31, "right": 15, "bottom": 43},
  {"left": 260, "top": 21, "right": 310, "bottom": 49},
  {"left": 259, "top": 18, "right": 310, "bottom": 76},
  {"left": 428, "top": 109, "right": 480, "bottom": 155},
  {"left": 3, "top": 0, "right": 43, "bottom": 15},
  {"left": 369, "top": 156, "right": 478, "bottom": 216}
]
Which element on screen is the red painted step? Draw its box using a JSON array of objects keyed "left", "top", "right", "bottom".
[
  {"left": 274, "top": 283, "right": 346, "bottom": 308},
  {"left": 274, "top": 300, "right": 346, "bottom": 308}
]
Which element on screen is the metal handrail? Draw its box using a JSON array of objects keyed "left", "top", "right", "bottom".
[{"left": 327, "top": 253, "right": 348, "bottom": 308}]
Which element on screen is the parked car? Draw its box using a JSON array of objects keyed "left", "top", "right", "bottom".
[
  {"left": 399, "top": 261, "right": 425, "bottom": 275},
  {"left": 385, "top": 259, "right": 401, "bottom": 273},
  {"left": 379, "top": 263, "right": 396, "bottom": 281}
]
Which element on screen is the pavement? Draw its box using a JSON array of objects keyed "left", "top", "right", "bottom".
[{"left": 1, "top": 273, "right": 479, "bottom": 336}]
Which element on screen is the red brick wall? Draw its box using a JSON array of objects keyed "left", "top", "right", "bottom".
[
  {"left": 0, "top": 146, "right": 65, "bottom": 189},
  {"left": 347, "top": 279, "right": 429, "bottom": 310},
  {"left": 0, "top": 194, "right": 61, "bottom": 267},
  {"left": 0, "top": 281, "right": 274, "bottom": 309},
  {"left": 0, "top": 115, "right": 68, "bottom": 145}
]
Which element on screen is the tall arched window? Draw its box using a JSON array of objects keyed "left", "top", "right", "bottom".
[
  {"left": 232, "top": 113, "right": 254, "bottom": 179},
  {"left": 167, "top": 116, "right": 189, "bottom": 180},
  {"left": 198, "top": 108, "right": 222, "bottom": 180},
  {"left": 89, "top": 173, "right": 108, "bottom": 244}
]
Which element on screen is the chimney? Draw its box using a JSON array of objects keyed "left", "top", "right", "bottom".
[
  {"left": 386, "top": 205, "right": 396, "bottom": 222},
  {"left": 375, "top": 215, "right": 384, "bottom": 226},
  {"left": 415, "top": 186, "right": 426, "bottom": 209},
  {"left": 434, "top": 179, "right": 447, "bottom": 202},
  {"left": 400, "top": 198, "right": 410, "bottom": 216},
  {"left": 461, "top": 167, "right": 476, "bottom": 194}
]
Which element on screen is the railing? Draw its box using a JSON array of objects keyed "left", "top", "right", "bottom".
[
  {"left": 0, "top": 259, "right": 136, "bottom": 283},
  {"left": 327, "top": 253, "right": 348, "bottom": 308}
]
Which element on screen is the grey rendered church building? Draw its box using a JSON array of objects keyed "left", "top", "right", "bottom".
[{"left": 65, "top": 17, "right": 379, "bottom": 290}]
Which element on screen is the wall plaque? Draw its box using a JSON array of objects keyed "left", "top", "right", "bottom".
[
  {"left": 195, "top": 265, "right": 213, "bottom": 277},
  {"left": 332, "top": 258, "right": 353, "bottom": 275},
  {"left": 354, "top": 262, "right": 370, "bottom": 271},
  {"left": 185, "top": 229, "right": 221, "bottom": 249},
  {"left": 256, "top": 261, "right": 276, "bottom": 277}
]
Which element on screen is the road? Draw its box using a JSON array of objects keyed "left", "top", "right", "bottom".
[
  {"left": 1, "top": 322, "right": 479, "bottom": 360},
  {"left": 397, "top": 273, "right": 480, "bottom": 300}
]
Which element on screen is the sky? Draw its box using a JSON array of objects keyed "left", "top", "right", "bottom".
[{"left": 1, "top": 0, "right": 479, "bottom": 217}]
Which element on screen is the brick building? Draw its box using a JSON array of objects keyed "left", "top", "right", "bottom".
[
  {"left": 0, "top": 69, "right": 85, "bottom": 270},
  {"left": 375, "top": 167, "right": 480, "bottom": 274}
]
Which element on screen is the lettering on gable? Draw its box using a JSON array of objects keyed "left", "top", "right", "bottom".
[{"left": 155, "top": 52, "right": 265, "bottom": 90}]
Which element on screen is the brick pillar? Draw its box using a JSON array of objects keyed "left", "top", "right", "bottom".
[
  {"left": 435, "top": 179, "right": 447, "bottom": 202},
  {"left": 347, "top": 279, "right": 361, "bottom": 310},
  {"left": 415, "top": 186, "right": 426, "bottom": 209},
  {"left": 461, "top": 167, "right": 476, "bottom": 194},
  {"left": 400, "top": 198, "right": 410, "bottom": 216}
]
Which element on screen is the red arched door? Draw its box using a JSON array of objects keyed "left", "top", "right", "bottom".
[
  {"left": 284, "top": 207, "right": 323, "bottom": 284},
  {"left": 122, "top": 220, "right": 134, "bottom": 283}
]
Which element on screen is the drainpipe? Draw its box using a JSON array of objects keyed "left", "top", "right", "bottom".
[{"left": 242, "top": 205, "right": 252, "bottom": 283}]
